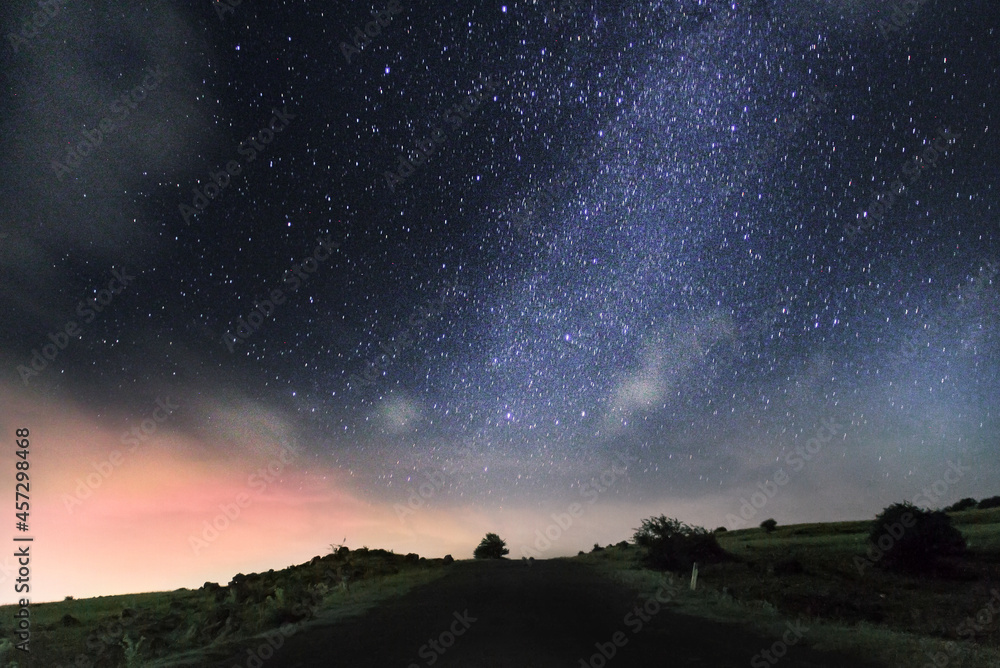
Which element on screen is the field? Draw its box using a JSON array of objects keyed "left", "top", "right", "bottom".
[
  {"left": 2, "top": 509, "right": 999, "bottom": 667},
  {"left": 583, "top": 507, "right": 1000, "bottom": 668},
  {"left": 0, "top": 549, "right": 453, "bottom": 668}
]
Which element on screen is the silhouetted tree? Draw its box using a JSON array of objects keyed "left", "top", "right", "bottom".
[
  {"left": 868, "top": 502, "right": 966, "bottom": 574},
  {"left": 944, "top": 498, "right": 978, "bottom": 512},
  {"left": 633, "top": 515, "right": 728, "bottom": 571},
  {"left": 760, "top": 518, "right": 778, "bottom": 533},
  {"left": 978, "top": 496, "right": 1000, "bottom": 510},
  {"left": 473, "top": 532, "right": 509, "bottom": 559}
]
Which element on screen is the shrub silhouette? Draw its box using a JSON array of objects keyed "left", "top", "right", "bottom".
[
  {"left": 944, "top": 498, "right": 978, "bottom": 512},
  {"left": 633, "top": 515, "right": 728, "bottom": 571},
  {"left": 978, "top": 496, "right": 1000, "bottom": 510},
  {"left": 868, "top": 502, "right": 966, "bottom": 573},
  {"left": 760, "top": 518, "right": 778, "bottom": 533},
  {"left": 715, "top": 526, "right": 727, "bottom": 533},
  {"left": 473, "top": 532, "right": 509, "bottom": 559}
]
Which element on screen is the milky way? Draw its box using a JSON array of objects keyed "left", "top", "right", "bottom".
[{"left": 1, "top": 0, "right": 998, "bottom": 600}]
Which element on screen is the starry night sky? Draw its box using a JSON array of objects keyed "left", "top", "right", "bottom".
[{"left": 1, "top": 0, "right": 998, "bottom": 602}]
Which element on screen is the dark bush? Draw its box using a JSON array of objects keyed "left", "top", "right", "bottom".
[
  {"left": 337, "top": 546, "right": 350, "bottom": 557},
  {"left": 616, "top": 540, "right": 630, "bottom": 549},
  {"left": 633, "top": 515, "right": 729, "bottom": 572},
  {"left": 715, "top": 526, "right": 727, "bottom": 533},
  {"left": 868, "top": 502, "right": 966, "bottom": 574},
  {"left": 442, "top": 554, "right": 454, "bottom": 565},
  {"left": 404, "top": 553, "right": 420, "bottom": 564},
  {"left": 944, "top": 498, "right": 978, "bottom": 512},
  {"left": 978, "top": 496, "right": 1000, "bottom": 510},
  {"left": 578, "top": 551, "right": 585, "bottom": 556},
  {"left": 760, "top": 518, "right": 778, "bottom": 533},
  {"left": 473, "top": 532, "right": 509, "bottom": 559},
  {"left": 591, "top": 543, "right": 604, "bottom": 552}
]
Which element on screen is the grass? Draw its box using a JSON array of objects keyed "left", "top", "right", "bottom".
[
  {"left": 577, "top": 507, "right": 1000, "bottom": 668},
  {"left": 5, "top": 509, "right": 1000, "bottom": 667},
  {"left": 0, "top": 549, "right": 453, "bottom": 668}
]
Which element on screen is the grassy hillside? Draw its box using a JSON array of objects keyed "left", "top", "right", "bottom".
[
  {"left": 0, "top": 548, "right": 453, "bottom": 668},
  {"left": 579, "top": 507, "right": 1000, "bottom": 668},
  {"left": 3, "top": 508, "right": 999, "bottom": 667}
]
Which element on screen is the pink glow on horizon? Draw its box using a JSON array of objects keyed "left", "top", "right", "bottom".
[{"left": 0, "top": 385, "right": 749, "bottom": 605}]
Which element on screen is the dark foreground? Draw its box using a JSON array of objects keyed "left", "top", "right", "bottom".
[{"left": 214, "top": 559, "right": 883, "bottom": 668}]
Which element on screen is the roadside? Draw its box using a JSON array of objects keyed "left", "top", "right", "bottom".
[{"left": 243, "top": 558, "right": 885, "bottom": 668}]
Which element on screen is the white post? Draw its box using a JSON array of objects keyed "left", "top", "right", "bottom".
[{"left": 690, "top": 562, "right": 699, "bottom": 590}]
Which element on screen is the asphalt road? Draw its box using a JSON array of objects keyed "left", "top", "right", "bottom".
[{"left": 221, "top": 559, "right": 883, "bottom": 668}]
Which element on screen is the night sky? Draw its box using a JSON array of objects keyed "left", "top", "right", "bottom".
[{"left": 1, "top": 0, "right": 998, "bottom": 603}]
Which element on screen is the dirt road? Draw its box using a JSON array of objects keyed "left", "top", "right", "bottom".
[{"left": 219, "top": 559, "right": 882, "bottom": 667}]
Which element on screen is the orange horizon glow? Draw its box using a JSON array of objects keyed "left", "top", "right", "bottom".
[{"left": 0, "top": 383, "right": 887, "bottom": 605}]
